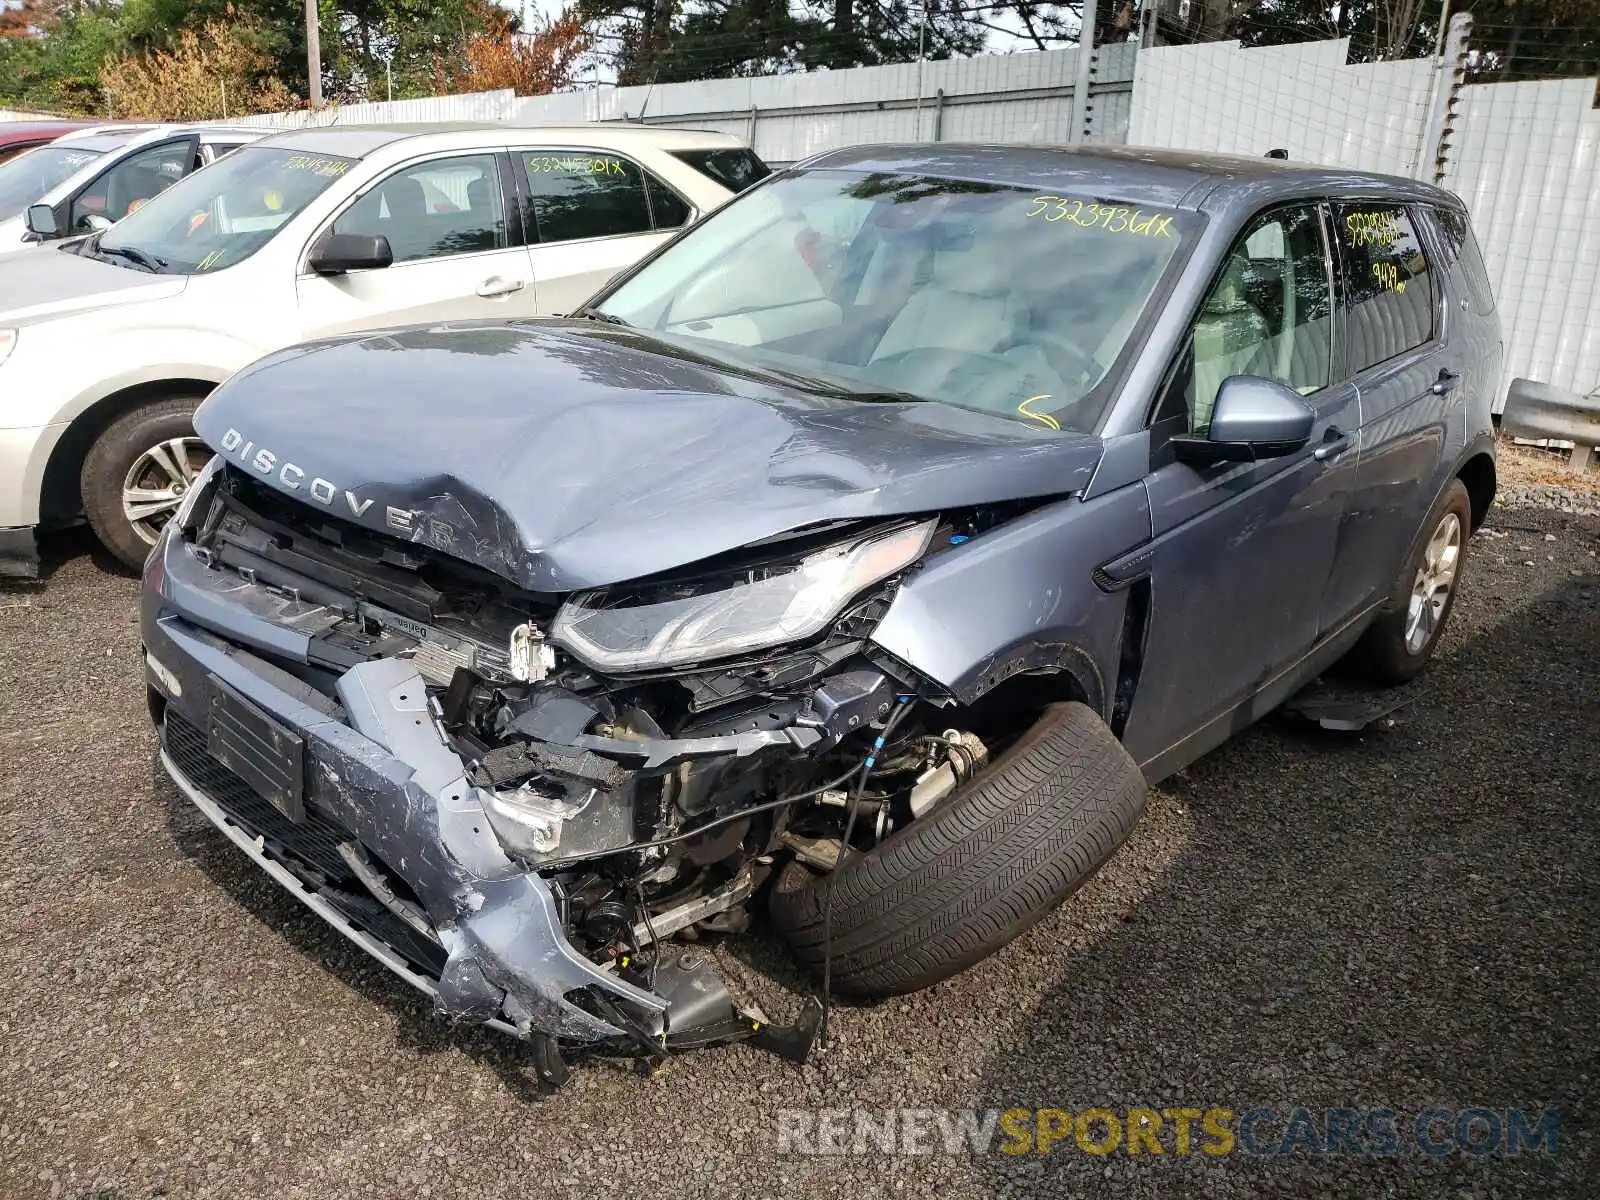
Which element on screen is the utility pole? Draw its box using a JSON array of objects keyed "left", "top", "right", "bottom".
[
  {"left": 306, "top": 0, "right": 324, "bottom": 109},
  {"left": 1432, "top": 0, "right": 1451, "bottom": 60},
  {"left": 914, "top": 0, "right": 928, "bottom": 141}
]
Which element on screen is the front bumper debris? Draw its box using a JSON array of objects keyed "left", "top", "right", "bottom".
[
  {"left": 144, "top": 529, "right": 669, "bottom": 1041},
  {"left": 0, "top": 524, "right": 38, "bottom": 579}
]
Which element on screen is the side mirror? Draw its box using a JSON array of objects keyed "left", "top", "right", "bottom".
[
  {"left": 25, "top": 203, "right": 59, "bottom": 237},
  {"left": 308, "top": 232, "right": 394, "bottom": 275},
  {"left": 81, "top": 213, "right": 114, "bottom": 232},
  {"left": 1171, "top": 376, "right": 1316, "bottom": 466}
]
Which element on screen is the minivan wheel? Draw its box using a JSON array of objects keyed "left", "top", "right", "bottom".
[
  {"left": 1342, "top": 479, "right": 1473, "bottom": 686},
  {"left": 769, "top": 701, "right": 1147, "bottom": 999},
  {"left": 80, "top": 397, "right": 208, "bottom": 571}
]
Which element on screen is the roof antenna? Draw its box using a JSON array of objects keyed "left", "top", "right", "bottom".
[{"left": 635, "top": 67, "right": 659, "bottom": 124}]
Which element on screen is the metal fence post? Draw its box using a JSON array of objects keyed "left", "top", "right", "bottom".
[
  {"left": 747, "top": 106, "right": 758, "bottom": 148},
  {"left": 1069, "top": 0, "right": 1099, "bottom": 143},
  {"left": 1421, "top": 12, "right": 1472, "bottom": 184}
]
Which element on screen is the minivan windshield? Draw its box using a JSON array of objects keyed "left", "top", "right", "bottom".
[
  {"left": 595, "top": 169, "right": 1195, "bottom": 432},
  {"left": 0, "top": 145, "right": 105, "bottom": 219},
  {"left": 96, "top": 146, "right": 356, "bottom": 274}
]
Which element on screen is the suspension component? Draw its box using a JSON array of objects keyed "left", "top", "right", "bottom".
[{"left": 909, "top": 729, "right": 988, "bottom": 817}]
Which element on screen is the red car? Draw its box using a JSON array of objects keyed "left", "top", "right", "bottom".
[{"left": 0, "top": 120, "right": 98, "bottom": 166}]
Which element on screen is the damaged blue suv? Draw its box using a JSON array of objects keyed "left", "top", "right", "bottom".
[{"left": 140, "top": 144, "right": 1500, "bottom": 1077}]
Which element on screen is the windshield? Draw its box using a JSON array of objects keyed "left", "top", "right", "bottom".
[
  {"left": 0, "top": 145, "right": 105, "bottom": 219},
  {"left": 98, "top": 146, "right": 355, "bottom": 274},
  {"left": 596, "top": 169, "right": 1195, "bottom": 432}
]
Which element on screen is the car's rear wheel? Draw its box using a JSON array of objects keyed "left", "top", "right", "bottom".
[
  {"left": 81, "top": 397, "right": 208, "bottom": 571},
  {"left": 769, "top": 701, "right": 1147, "bottom": 999},
  {"left": 1342, "top": 479, "right": 1473, "bottom": 685}
]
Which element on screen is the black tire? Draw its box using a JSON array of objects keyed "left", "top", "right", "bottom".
[
  {"left": 769, "top": 701, "right": 1147, "bottom": 999},
  {"left": 1342, "top": 479, "right": 1473, "bottom": 686},
  {"left": 80, "top": 396, "right": 206, "bottom": 571}
]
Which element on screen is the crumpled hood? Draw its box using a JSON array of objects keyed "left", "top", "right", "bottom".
[
  {"left": 0, "top": 243, "right": 187, "bottom": 326},
  {"left": 196, "top": 321, "right": 1105, "bottom": 592}
]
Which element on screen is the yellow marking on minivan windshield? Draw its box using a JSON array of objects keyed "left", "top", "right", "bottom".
[{"left": 284, "top": 155, "right": 351, "bottom": 178}]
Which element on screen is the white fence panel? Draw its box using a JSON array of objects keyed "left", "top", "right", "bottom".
[
  {"left": 507, "top": 46, "right": 1135, "bottom": 163},
  {"left": 1444, "top": 77, "right": 1600, "bottom": 404},
  {"left": 1128, "top": 36, "right": 1599, "bottom": 406},
  {"left": 210, "top": 90, "right": 517, "bottom": 130},
  {"left": 1128, "top": 38, "right": 1435, "bottom": 176}
]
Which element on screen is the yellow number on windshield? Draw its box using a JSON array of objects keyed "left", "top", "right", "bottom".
[{"left": 1026, "top": 197, "right": 1176, "bottom": 237}]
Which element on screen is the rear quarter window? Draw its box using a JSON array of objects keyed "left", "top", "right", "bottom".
[
  {"left": 1430, "top": 206, "right": 1497, "bottom": 316},
  {"left": 670, "top": 148, "right": 771, "bottom": 194}
]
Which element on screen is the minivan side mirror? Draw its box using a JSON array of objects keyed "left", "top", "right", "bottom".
[
  {"left": 25, "top": 203, "right": 59, "bottom": 237},
  {"left": 308, "top": 232, "right": 394, "bottom": 275},
  {"left": 1170, "top": 376, "right": 1316, "bottom": 466}
]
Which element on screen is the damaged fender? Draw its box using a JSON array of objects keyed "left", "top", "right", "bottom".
[{"left": 870, "top": 482, "right": 1154, "bottom": 712}]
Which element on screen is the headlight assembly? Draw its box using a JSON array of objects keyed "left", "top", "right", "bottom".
[{"left": 552, "top": 518, "right": 937, "bottom": 672}]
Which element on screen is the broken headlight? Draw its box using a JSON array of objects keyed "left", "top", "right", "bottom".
[{"left": 551, "top": 519, "right": 936, "bottom": 671}]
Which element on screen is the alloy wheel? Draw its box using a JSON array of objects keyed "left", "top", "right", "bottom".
[
  {"left": 1404, "top": 511, "right": 1462, "bottom": 655},
  {"left": 121, "top": 436, "right": 210, "bottom": 546}
]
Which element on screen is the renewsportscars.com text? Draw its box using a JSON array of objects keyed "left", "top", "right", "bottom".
[{"left": 776, "top": 1106, "right": 1560, "bottom": 1158}]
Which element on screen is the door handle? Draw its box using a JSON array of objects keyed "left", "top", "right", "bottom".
[
  {"left": 1429, "top": 369, "right": 1460, "bottom": 396},
  {"left": 477, "top": 276, "right": 526, "bottom": 299},
  {"left": 1312, "top": 428, "right": 1353, "bottom": 462}
]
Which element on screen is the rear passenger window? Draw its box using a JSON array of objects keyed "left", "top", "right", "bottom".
[
  {"left": 1430, "top": 206, "right": 1496, "bottom": 315},
  {"left": 521, "top": 152, "right": 663, "bottom": 243},
  {"left": 333, "top": 154, "right": 507, "bottom": 263},
  {"left": 1333, "top": 204, "right": 1435, "bottom": 372},
  {"left": 645, "top": 173, "right": 690, "bottom": 229}
]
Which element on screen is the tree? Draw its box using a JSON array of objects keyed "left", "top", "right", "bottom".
[
  {"left": 436, "top": 2, "right": 592, "bottom": 94},
  {"left": 1217, "top": 0, "right": 1600, "bottom": 74},
  {"left": 580, "top": 0, "right": 985, "bottom": 86},
  {"left": 0, "top": 0, "right": 58, "bottom": 38},
  {"left": 958, "top": 0, "right": 1135, "bottom": 52},
  {"left": 1459, "top": 0, "right": 1600, "bottom": 83},
  {"left": 101, "top": 19, "right": 298, "bottom": 118},
  {"left": 0, "top": 0, "right": 123, "bottom": 113}
]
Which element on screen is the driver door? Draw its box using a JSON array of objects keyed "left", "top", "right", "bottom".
[
  {"left": 68, "top": 137, "right": 198, "bottom": 233},
  {"left": 1120, "top": 203, "right": 1361, "bottom": 776}
]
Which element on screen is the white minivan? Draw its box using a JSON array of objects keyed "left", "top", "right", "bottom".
[{"left": 0, "top": 122, "right": 769, "bottom": 573}]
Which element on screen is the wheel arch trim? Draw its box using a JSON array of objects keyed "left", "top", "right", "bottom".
[{"left": 35, "top": 373, "right": 223, "bottom": 527}]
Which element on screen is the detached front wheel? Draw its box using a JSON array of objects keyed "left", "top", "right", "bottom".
[
  {"left": 81, "top": 397, "right": 209, "bottom": 570},
  {"left": 770, "top": 701, "right": 1147, "bottom": 999}
]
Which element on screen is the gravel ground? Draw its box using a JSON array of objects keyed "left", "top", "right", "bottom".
[
  {"left": 0, "top": 489, "right": 1595, "bottom": 1200},
  {"left": 1496, "top": 441, "right": 1600, "bottom": 515}
]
